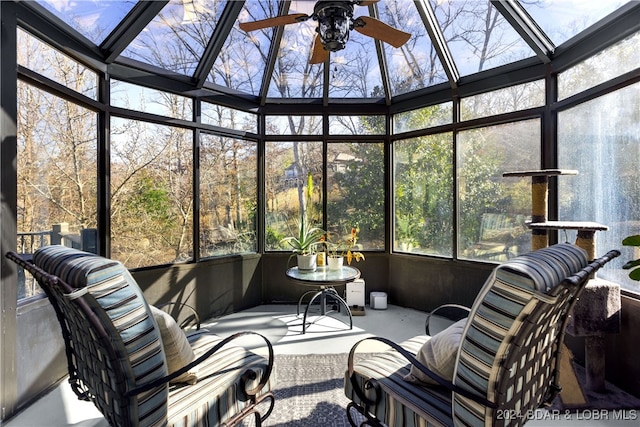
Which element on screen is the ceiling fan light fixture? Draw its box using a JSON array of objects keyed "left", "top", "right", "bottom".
[{"left": 314, "top": 1, "right": 354, "bottom": 52}]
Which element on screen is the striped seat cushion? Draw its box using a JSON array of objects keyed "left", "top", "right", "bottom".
[
  {"left": 168, "top": 332, "right": 275, "bottom": 426},
  {"left": 344, "top": 336, "right": 453, "bottom": 427},
  {"left": 34, "top": 245, "right": 169, "bottom": 426},
  {"left": 453, "top": 243, "right": 588, "bottom": 426}
]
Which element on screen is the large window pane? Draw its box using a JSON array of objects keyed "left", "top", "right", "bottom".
[
  {"left": 458, "top": 120, "right": 539, "bottom": 261},
  {"left": 265, "top": 141, "right": 323, "bottom": 251},
  {"left": 558, "top": 82, "right": 640, "bottom": 294},
  {"left": 16, "top": 82, "right": 97, "bottom": 299},
  {"left": 327, "top": 142, "right": 385, "bottom": 251},
  {"left": 200, "top": 135, "right": 257, "bottom": 257},
  {"left": 394, "top": 134, "right": 453, "bottom": 256},
  {"left": 110, "top": 118, "right": 193, "bottom": 268}
]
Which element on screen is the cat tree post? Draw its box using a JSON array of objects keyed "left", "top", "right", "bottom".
[{"left": 503, "top": 169, "right": 620, "bottom": 396}]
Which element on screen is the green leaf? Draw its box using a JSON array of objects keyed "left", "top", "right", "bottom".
[
  {"left": 306, "top": 172, "right": 314, "bottom": 204},
  {"left": 622, "top": 235, "right": 640, "bottom": 247},
  {"left": 629, "top": 268, "right": 640, "bottom": 281},
  {"left": 622, "top": 259, "right": 640, "bottom": 269}
]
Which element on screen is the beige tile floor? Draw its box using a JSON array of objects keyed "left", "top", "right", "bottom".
[{"left": 5, "top": 304, "right": 638, "bottom": 426}]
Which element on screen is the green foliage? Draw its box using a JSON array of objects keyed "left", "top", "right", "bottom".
[
  {"left": 266, "top": 227, "right": 285, "bottom": 249},
  {"left": 622, "top": 235, "right": 640, "bottom": 281},
  {"left": 396, "top": 214, "right": 420, "bottom": 246},
  {"left": 329, "top": 143, "right": 385, "bottom": 246},
  {"left": 130, "top": 175, "right": 173, "bottom": 222}
]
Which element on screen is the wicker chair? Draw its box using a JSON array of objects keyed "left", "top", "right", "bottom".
[
  {"left": 6, "top": 245, "right": 275, "bottom": 427},
  {"left": 344, "top": 243, "right": 620, "bottom": 427}
]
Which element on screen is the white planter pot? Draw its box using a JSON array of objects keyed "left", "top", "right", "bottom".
[
  {"left": 327, "top": 256, "right": 344, "bottom": 270},
  {"left": 297, "top": 254, "right": 317, "bottom": 271}
]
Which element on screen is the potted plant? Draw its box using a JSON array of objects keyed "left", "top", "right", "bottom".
[
  {"left": 326, "top": 226, "right": 365, "bottom": 269},
  {"left": 281, "top": 172, "right": 325, "bottom": 271},
  {"left": 281, "top": 217, "right": 325, "bottom": 271},
  {"left": 622, "top": 235, "right": 640, "bottom": 281}
]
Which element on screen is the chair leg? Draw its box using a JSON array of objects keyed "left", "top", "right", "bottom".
[
  {"left": 347, "top": 402, "right": 385, "bottom": 427},
  {"left": 222, "top": 392, "right": 275, "bottom": 426}
]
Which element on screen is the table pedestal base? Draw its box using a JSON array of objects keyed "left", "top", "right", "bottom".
[{"left": 297, "top": 287, "right": 353, "bottom": 334}]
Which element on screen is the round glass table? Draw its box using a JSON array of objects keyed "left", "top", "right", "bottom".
[{"left": 285, "top": 265, "right": 360, "bottom": 334}]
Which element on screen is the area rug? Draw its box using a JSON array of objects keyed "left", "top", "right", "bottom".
[
  {"left": 253, "top": 353, "right": 640, "bottom": 426},
  {"left": 260, "top": 353, "right": 366, "bottom": 427}
]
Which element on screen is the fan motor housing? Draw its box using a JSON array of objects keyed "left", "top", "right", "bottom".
[{"left": 314, "top": 1, "right": 355, "bottom": 51}]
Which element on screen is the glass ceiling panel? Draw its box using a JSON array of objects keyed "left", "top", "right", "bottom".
[
  {"left": 37, "top": 0, "right": 134, "bottom": 45},
  {"left": 329, "top": 30, "right": 383, "bottom": 98},
  {"left": 121, "top": 0, "right": 225, "bottom": 77},
  {"left": 266, "top": 12, "right": 323, "bottom": 98},
  {"left": 209, "top": 1, "right": 278, "bottom": 95},
  {"left": 326, "top": 2, "right": 381, "bottom": 98},
  {"left": 520, "top": 0, "right": 629, "bottom": 46},
  {"left": 431, "top": 0, "right": 535, "bottom": 77},
  {"left": 380, "top": 0, "right": 447, "bottom": 96},
  {"left": 32, "top": 0, "right": 636, "bottom": 102}
]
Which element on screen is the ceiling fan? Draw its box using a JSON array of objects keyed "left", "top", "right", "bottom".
[{"left": 239, "top": 1, "right": 411, "bottom": 64}]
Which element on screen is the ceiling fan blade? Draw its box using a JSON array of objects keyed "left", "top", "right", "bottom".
[
  {"left": 353, "top": 16, "right": 411, "bottom": 48},
  {"left": 310, "top": 34, "right": 330, "bottom": 64},
  {"left": 239, "top": 13, "right": 308, "bottom": 32}
]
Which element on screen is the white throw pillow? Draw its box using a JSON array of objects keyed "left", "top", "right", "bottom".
[
  {"left": 404, "top": 318, "right": 467, "bottom": 386},
  {"left": 150, "top": 305, "right": 198, "bottom": 384}
]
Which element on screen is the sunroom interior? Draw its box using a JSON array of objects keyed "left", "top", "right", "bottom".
[{"left": 1, "top": 0, "right": 640, "bottom": 423}]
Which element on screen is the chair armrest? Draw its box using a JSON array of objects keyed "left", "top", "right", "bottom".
[
  {"left": 126, "top": 331, "right": 275, "bottom": 397},
  {"left": 155, "top": 302, "right": 201, "bottom": 331},
  {"left": 347, "top": 336, "right": 497, "bottom": 409},
  {"left": 425, "top": 304, "right": 471, "bottom": 335}
]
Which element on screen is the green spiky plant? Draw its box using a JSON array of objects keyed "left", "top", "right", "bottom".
[
  {"left": 622, "top": 235, "right": 640, "bottom": 281},
  {"left": 280, "top": 217, "right": 324, "bottom": 255}
]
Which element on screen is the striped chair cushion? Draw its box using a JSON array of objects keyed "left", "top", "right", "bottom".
[
  {"left": 167, "top": 332, "right": 275, "bottom": 426},
  {"left": 34, "top": 245, "right": 169, "bottom": 426},
  {"left": 344, "top": 336, "right": 453, "bottom": 427},
  {"left": 452, "top": 243, "right": 588, "bottom": 426}
]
